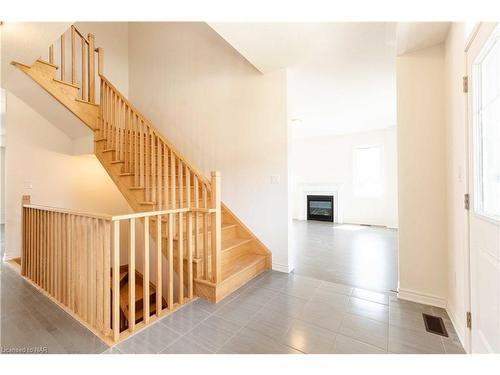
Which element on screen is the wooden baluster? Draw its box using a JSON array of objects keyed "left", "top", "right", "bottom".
[
  {"left": 34, "top": 209, "right": 38, "bottom": 282},
  {"left": 203, "top": 212, "right": 209, "bottom": 280},
  {"left": 140, "top": 121, "right": 145, "bottom": 188},
  {"left": 179, "top": 160, "right": 184, "bottom": 209},
  {"left": 134, "top": 115, "right": 139, "bottom": 187},
  {"left": 163, "top": 144, "right": 169, "bottom": 210},
  {"left": 55, "top": 212, "right": 59, "bottom": 300},
  {"left": 145, "top": 127, "right": 151, "bottom": 202},
  {"left": 157, "top": 136, "right": 162, "bottom": 209},
  {"left": 167, "top": 213, "right": 174, "bottom": 310},
  {"left": 211, "top": 172, "right": 222, "bottom": 283},
  {"left": 71, "top": 26, "right": 76, "bottom": 84},
  {"left": 96, "top": 219, "right": 103, "bottom": 334},
  {"left": 89, "top": 218, "right": 97, "bottom": 328},
  {"left": 170, "top": 151, "right": 176, "bottom": 209},
  {"left": 88, "top": 33, "right": 95, "bottom": 103},
  {"left": 194, "top": 178, "right": 200, "bottom": 259},
  {"left": 82, "top": 216, "right": 88, "bottom": 322},
  {"left": 124, "top": 105, "right": 129, "bottom": 172},
  {"left": 156, "top": 214, "right": 162, "bottom": 317},
  {"left": 129, "top": 218, "right": 136, "bottom": 332},
  {"left": 49, "top": 44, "right": 54, "bottom": 64},
  {"left": 186, "top": 169, "right": 193, "bottom": 299},
  {"left": 143, "top": 217, "right": 150, "bottom": 324},
  {"left": 81, "top": 38, "right": 86, "bottom": 101},
  {"left": 112, "top": 220, "right": 120, "bottom": 342},
  {"left": 151, "top": 131, "right": 156, "bottom": 206},
  {"left": 97, "top": 47, "right": 104, "bottom": 76},
  {"left": 202, "top": 184, "right": 207, "bottom": 209},
  {"left": 178, "top": 201, "right": 184, "bottom": 304},
  {"left": 60, "top": 34, "right": 65, "bottom": 81},
  {"left": 103, "top": 220, "right": 111, "bottom": 336}
]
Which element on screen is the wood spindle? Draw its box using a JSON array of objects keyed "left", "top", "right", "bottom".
[
  {"left": 143, "top": 217, "right": 150, "bottom": 324},
  {"left": 88, "top": 33, "right": 95, "bottom": 103},
  {"left": 211, "top": 171, "right": 222, "bottom": 283},
  {"left": 60, "top": 34, "right": 65, "bottom": 81},
  {"left": 103, "top": 220, "right": 111, "bottom": 336},
  {"left": 167, "top": 213, "right": 174, "bottom": 310},
  {"left": 163, "top": 144, "right": 169, "bottom": 209},
  {"left": 170, "top": 151, "right": 176, "bottom": 208},
  {"left": 194, "top": 178, "right": 200, "bottom": 259},
  {"left": 203, "top": 213, "right": 209, "bottom": 280},
  {"left": 49, "top": 44, "right": 54, "bottom": 64},
  {"left": 97, "top": 47, "right": 104, "bottom": 76},
  {"left": 112, "top": 220, "right": 120, "bottom": 342},
  {"left": 81, "top": 38, "right": 87, "bottom": 101},
  {"left": 156, "top": 214, "right": 162, "bottom": 316},
  {"left": 71, "top": 26, "right": 76, "bottom": 84},
  {"left": 178, "top": 211, "right": 184, "bottom": 304},
  {"left": 129, "top": 218, "right": 136, "bottom": 332}
]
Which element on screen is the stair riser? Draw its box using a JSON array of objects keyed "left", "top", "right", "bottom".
[
  {"left": 32, "top": 60, "right": 57, "bottom": 79},
  {"left": 222, "top": 241, "right": 252, "bottom": 266}
]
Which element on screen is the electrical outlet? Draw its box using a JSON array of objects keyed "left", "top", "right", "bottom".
[
  {"left": 270, "top": 175, "right": 280, "bottom": 184},
  {"left": 23, "top": 181, "right": 33, "bottom": 190}
]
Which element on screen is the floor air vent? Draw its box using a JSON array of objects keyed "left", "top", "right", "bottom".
[{"left": 422, "top": 313, "right": 448, "bottom": 337}]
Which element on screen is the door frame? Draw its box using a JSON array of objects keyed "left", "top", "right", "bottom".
[{"left": 464, "top": 21, "right": 499, "bottom": 354}]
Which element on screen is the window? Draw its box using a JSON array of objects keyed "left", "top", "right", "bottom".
[
  {"left": 353, "top": 145, "right": 384, "bottom": 197},
  {"left": 473, "top": 28, "right": 500, "bottom": 220}
]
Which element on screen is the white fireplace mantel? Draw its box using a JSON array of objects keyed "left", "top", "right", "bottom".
[{"left": 297, "top": 183, "right": 343, "bottom": 223}]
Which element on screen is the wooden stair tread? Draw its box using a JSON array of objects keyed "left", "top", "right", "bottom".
[
  {"left": 222, "top": 253, "right": 266, "bottom": 282},
  {"left": 222, "top": 237, "right": 251, "bottom": 252},
  {"left": 36, "top": 58, "right": 59, "bottom": 69}
]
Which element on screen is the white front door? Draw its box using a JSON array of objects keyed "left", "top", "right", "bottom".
[{"left": 466, "top": 22, "right": 500, "bottom": 354}]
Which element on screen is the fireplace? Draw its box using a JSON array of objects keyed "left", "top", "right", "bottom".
[{"left": 307, "top": 195, "right": 334, "bottom": 222}]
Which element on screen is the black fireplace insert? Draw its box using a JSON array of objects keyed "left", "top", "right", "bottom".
[{"left": 307, "top": 195, "right": 334, "bottom": 222}]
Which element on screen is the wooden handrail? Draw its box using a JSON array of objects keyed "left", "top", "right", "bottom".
[
  {"left": 98, "top": 75, "right": 212, "bottom": 191},
  {"left": 23, "top": 204, "right": 113, "bottom": 220},
  {"left": 72, "top": 25, "right": 89, "bottom": 44}
]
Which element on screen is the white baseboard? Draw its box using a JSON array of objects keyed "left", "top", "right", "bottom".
[
  {"left": 446, "top": 306, "right": 468, "bottom": 353},
  {"left": 397, "top": 288, "right": 447, "bottom": 308},
  {"left": 272, "top": 262, "right": 294, "bottom": 273}
]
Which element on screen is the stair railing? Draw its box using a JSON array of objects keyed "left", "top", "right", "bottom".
[
  {"left": 21, "top": 196, "right": 220, "bottom": 343},
  {"left": 46, "top": 25, "right": 102, "bottom": 104},
  {"left": 98, "top": 75, "right": 222, "bottom": 284}
]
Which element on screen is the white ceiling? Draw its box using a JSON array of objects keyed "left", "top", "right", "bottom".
[{"left": 209, "top": 22, "right": 450, "bottom": 138}]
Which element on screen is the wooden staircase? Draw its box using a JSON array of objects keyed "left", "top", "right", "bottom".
[{"left": 13, "top": 25, "right": 271, "bottom": 306}]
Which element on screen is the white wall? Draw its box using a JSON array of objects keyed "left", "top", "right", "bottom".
[
  {"left": 4, "top": 92, "right": 130, "bottom": 259},
  {"left": 397, "top": 44, "right": 448, "bottom": 306},
  {"left": 127, "top": 23, "right": 290, "bottom": 271},
  {"left": 444, "top": 23, "right": 468, "bottom": 345},
  {"left": 291, "top": 127, "right": 398, "bottom": 227}
]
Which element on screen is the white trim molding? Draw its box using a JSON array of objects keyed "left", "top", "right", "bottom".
[
  {"left": 272, "top": 262, "right": 294, "bottom": 273},
  {"left": 446, "top": 306, "right": 468, "bottom": 353},
  {"left": 397, "top": 288, "right": 447, "bottom": 309}
]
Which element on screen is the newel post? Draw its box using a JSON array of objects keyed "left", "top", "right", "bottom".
[
  {"left": 88, "top": 33, "right": 96, "bottom": 103},
  {"left": 211, "top": 171, "right": 222, "bottom": 283},
  {"left": 97, "top": 47, "right": 104, "bottom": 76},
  {"left": 21, "top": 195, "right": 31, "bottom": 277}
]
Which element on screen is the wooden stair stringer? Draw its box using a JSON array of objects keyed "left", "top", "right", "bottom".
[{"left": 11, "top": 60, "right": 99, "bottom": 130}]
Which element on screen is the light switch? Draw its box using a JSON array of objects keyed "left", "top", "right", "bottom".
[
  {"left": 270, "top": 175, "right": 280, "bottom": 184},
  {"left": 23, "top": 181, "right": 33, "bottom": 189}
]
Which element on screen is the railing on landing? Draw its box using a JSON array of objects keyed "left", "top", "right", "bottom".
[
  {"left": 46, "top": 25, "right": 103, "bottom": 104},
  {"left": 21, "top": 194, "right": 220, "bottom": 344}
]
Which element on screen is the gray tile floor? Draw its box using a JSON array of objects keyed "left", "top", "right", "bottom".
[
  {"left": 110, "top": 271, "right": 465, "bottom": 354},
  {"left": 0, "top": 221, "right": 464, "bottom": 354},
  {"left": 1, "top": 265, "right": 465, "bottom": 354},
  {"left": 292, "top": 220, "right": 398, "bottom": 293}
]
